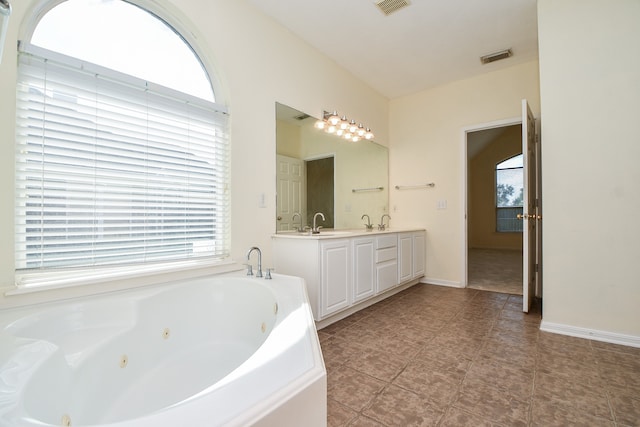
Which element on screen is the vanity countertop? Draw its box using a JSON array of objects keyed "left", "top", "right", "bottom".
[{"left": 271, "top": 228, "right": 425, "bottom": 240}]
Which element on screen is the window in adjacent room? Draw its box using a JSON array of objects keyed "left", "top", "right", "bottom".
[
  {"left": 15, "top": 0, "right": 229, "bottom": 288},
  {"left": 496, "top": 154, "right": 523, "bottom": 232}
]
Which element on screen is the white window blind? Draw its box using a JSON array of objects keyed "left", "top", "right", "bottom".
[{"left": 15, "top": 48, "right": 230, "bottom": 285}]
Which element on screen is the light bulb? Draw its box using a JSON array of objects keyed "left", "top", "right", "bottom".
[
  {"left": 327, "top": 125, "right": 337, "bottom": 134},
  {"left": 364, "top": 129, "right": 374, "bottom": 140},
  {"left": 352, "top": 136, "right": 360, "bottom": 142},
  {"left": 339, "top": 116, "right": 349, "bottom": 130},
  {"left": 328, "top": 111, "right": 340, "bottom": 126},
  {"left": 348, "top": 120, "right": 358, "bottom": 133},
  {"left": 357, "top": 124, "right": 366, "bottom": 137},
  {"left": 344, "top": 132, "right": 353, "bottom": 140},
  {"left": 336, "top": 129, "right": 344, "bottom": 136},
  {"left": 314, "top": 120, "right": 326, "bottom": 130}
]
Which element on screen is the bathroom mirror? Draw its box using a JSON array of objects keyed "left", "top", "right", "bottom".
[{"left": 276, "top": 102, "right": 389, "bottom": 232}]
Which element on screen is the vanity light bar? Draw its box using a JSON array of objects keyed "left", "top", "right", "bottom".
[{"left": 314, "top": 111, "right": 374, "bottom": 142}]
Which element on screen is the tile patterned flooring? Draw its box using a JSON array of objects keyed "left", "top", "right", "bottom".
[
  {"left": 468, "top": 248, "right": 523, "bottom": 295},
  {"left": 319, "top": 285, "right": 640, "bottom": 426}
]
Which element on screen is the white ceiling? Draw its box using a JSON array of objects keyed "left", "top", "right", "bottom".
[{"left": 248, "top": 0, "right": 539, "bottom": 99}]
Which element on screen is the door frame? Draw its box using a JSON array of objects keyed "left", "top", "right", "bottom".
[{"left": 460, "top": 116, "right": 522, "bottom": 289}]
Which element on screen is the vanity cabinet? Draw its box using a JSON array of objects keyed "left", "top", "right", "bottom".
[
  {"left": 272, "top": 229, "right": 425, "bottom": 323},
  {"left": 398, "top": 231, "right": 426, "bottom": 283},
  {"left": 412, "top": 232, "right": 426, "bottom": 278},
  {"left": 352, "top": 237, "right": 375, "bottom": 303},
  {"left": 376, "top": 234, "right": 398, "bottom": 293},
  {"left": 320, "top": 240, "right": 351, "bottom": 317}
]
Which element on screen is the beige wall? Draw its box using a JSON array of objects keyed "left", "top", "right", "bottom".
[
  {"left": 275, "top": 120, "right": 301, "bottom": 158},
  {"left": 538, "top": 0, "right": 640, "bottom": 338},
  {"left": 389, "top": 60, "right": 540, "bottom": 286},
  {"left": 469, "top": 126, "right": 523, "bottom": 250},
  {"left": 0, "top": 0, "right": 388, "bottom": 301}
]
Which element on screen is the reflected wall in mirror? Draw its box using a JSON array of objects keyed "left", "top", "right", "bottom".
[{"left": 276, "top": 102, "right": 389, "bottom": 232}]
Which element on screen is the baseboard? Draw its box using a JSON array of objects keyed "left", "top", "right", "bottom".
[
  {"left": 421, "top": 277, "right": 464, "bottom": 288},
  {"left": 540, "top": 320, "right": 640, "bottom": 349}
]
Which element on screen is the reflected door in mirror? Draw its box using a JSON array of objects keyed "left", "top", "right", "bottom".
[{"left": 277, "top": 154, "right": 304, "bottom": 231}]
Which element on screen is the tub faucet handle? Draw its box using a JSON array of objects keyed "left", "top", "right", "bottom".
[
  {"left": 265, "top": 268, "right": 273, "bottom": 280},
  {"left": 245, "top": 263, "right": 253, "bottom": 276}
]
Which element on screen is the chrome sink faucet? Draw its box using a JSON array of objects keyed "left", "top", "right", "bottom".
[
  {"left": 246, "top": 246, "right": 262, "bottom": 278},
  {"left": 312, "top": 212, "right": 325, "bottom": 234},
  {"left": 361, "top": 214, "right": 373, "bottom": 230},
  {"left": 378, "top": 214, "right": 391, "bottom": 231},
  {"left": 292, "top": 212, "right": 303, "bottom": 232}
]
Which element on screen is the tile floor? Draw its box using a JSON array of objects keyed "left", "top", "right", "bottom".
[
  {"left": 468, "top": 248, "right": 523, "bottom": 295},
  {"left": 319, "top": 285, "right": 640, "bottom": 426}
]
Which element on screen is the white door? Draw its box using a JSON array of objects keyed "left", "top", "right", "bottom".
[
  {"left": 276, "top": 155, "right": 303, "bottom": 231},
  {"left": 521, "top": 99, "right": 537, "bottom": 312}
]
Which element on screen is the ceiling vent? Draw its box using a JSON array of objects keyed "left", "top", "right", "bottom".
[
  {"left": 375, "top": 0, "right": 410, "bottom": 16},
  {"left": 294, "top": 113, "right": 311, "bottom": 121},
  {"left": 480, "top": 48, "right": 513, "bottom": 65}
]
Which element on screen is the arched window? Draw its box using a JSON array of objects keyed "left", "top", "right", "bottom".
[
  {"left": 496, "top": 154, "right": 523, "bottom": 232},
  {"left": 15, "top": 0, "right": 229, "bottom": 288}
]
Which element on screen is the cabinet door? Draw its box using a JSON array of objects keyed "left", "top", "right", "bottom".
[
  {"left": 320, "top": 240, "right": 351, "bottom": 318},
  {"left": 398, "top": 233, "right": 413, "bottom": 283},
  {"left": 353, "top": 237, "right": 375, "bottom": 303},
  {"left": 412, "top": 232, "right": 426, "bottom": 278}
]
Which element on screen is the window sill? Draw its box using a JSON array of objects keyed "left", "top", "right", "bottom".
[{"left": 2, "top": 258, "right": 241, "bottom": 310}]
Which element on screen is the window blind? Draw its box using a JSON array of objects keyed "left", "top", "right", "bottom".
[{"left": 15, "top": 48, "right": 230, "bottom": 285}]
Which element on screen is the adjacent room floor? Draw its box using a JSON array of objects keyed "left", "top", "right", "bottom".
[
  {"left": 319, "top": 284, "right": 640, "bottom": 426},
  {"left": 468, "top": 248, "right": 523, "bottom": 295}
]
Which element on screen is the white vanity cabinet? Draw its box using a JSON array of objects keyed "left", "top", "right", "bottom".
[
  {"left": 320, "top": 239, "right": 351, "bottom": 317},
  {"left": 272, "top": 229, "right": 425, "bottom": 324},
  {"left": 352, "top": 236, "right": 375, "bottom": 303},
  {"left": 376, "top": 234, "right": 398, "bottom": 293},
  {"left": 412, "top": 232, "right": 426, "bottom": 278},
  {"left": 398, "top": 231, "right": 426, "bottom": 283}
]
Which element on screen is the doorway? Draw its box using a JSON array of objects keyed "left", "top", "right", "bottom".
[
  {"left": 462, "top": 100, "right": 541, "bottom": 313},
  {"left": 466, "top": 124, "right": 523, "bottom": 295},
  {"left": 306, "top": 156, "right": 334, "bottom": 228}
]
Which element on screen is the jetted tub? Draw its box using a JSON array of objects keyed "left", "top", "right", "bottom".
[{"left": 0, "top": 271, "right": 326, "bottom": 427}]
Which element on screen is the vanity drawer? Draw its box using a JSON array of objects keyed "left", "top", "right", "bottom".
[
  {"left": 376, "top": 246, "right": 397, "bottom": 263},
  {"left": 376, "top": 234, "right": 397, "bottom": 249}
]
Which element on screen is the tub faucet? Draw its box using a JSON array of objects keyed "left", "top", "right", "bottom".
[
  {"left": 246, "top": 246, "right": 262, "bottom": 278},
  {"left": 292, "top": 212, "right": 303, "bottom": 232},
  {"left": 312, "top": 212, "right": 325, "bottom": 234},
  {"left": 361, "top": 214, "right": 373, "bottom": 230},
  {"left": 378, "top": 214, "right": 391, "bottom": 231}
]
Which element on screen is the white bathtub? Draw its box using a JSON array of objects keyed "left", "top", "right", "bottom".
[{"left": 0, "top": 271, "right": 326, "bottom": 427}]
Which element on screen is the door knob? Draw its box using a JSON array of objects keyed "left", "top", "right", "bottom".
[{"left": 277, "top": 216, "right": 282, "bottom": 220}]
